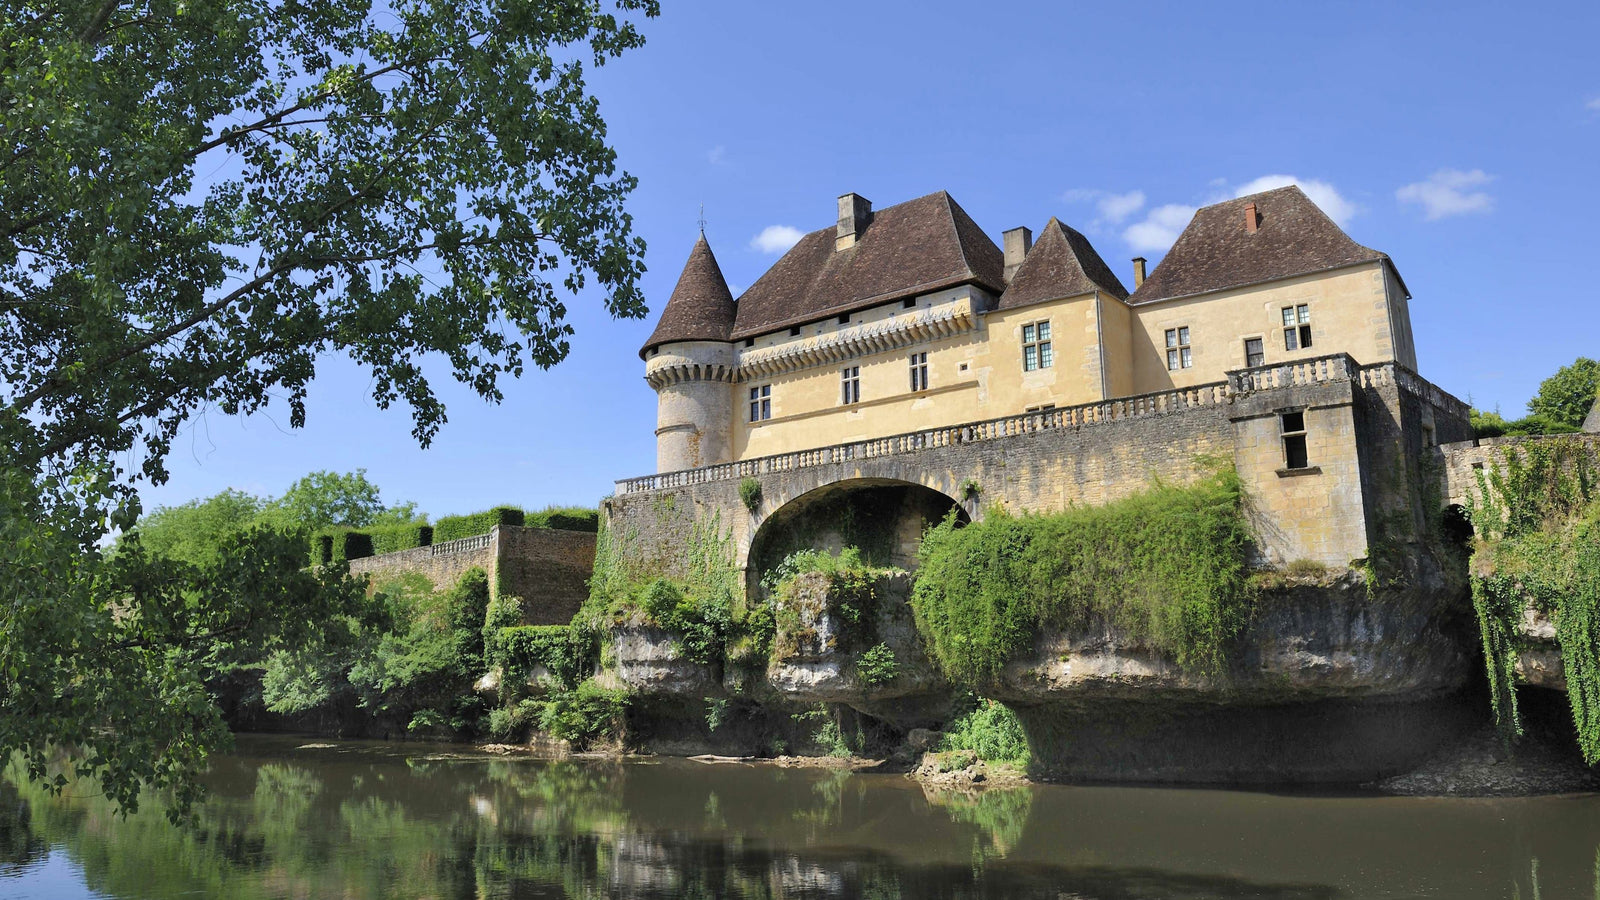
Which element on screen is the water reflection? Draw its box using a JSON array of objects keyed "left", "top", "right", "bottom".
[{"left": 2, "top": 735, "right": 1599, "bottom": 899}]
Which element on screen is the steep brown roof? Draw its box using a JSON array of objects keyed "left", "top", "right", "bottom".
[
  {"left": 730, "top": 191, "right": 1004, "bottom": 340},
  {"left": 640, "top": 235, "right": 737, "bottom": 358},
  {"left": 997, "top": 217, "right": 1128, "bottom": 309},
  {"left": 1128, "top": 185, "right": 1389, "bottom": 306}
]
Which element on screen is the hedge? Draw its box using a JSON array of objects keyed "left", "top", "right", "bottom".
[
  {"left": 315, "top": 528, "right": 374, "bottom": 565},
  {"left": 433, "top": 506, "right": 525, "bottom": 542},
  {"left": 525, "top": 507, "right": 599, "bottom": 533},
  {"left": 368, "top": 523, "right": 434, "bottom": 555}
]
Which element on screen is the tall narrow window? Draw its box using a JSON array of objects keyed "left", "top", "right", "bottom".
[
  {"left": 748, "top": 385, "right": 771, "bottom": 422},
  {"left": 1165, "top": 327, "right": 1192, "bottom": 370},
  {"left": 1280, "top": 410, "right": 1309, "bottom": 470},
  {"left": 1022, "top": 320, "right": 1053, "bottom": 371},
  {"left": 909, "top": 352, "right": 929, "bottom": 392},
  {"left": 1244, "top": 337, "right": 1264, "bottom": 367},
  {"left": 1282, "top": 304, "right": 1312, "bottom": 351},
  {"left": 840, "top": 366, "right": 860, "bottom": 405}
]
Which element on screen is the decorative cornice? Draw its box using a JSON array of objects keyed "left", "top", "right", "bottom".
[
  {"left": 645, "top": 359, "right": 736, "bottom": 389},
  {"left": 735, "top": 298, "right": 976, "bottom": 381}
]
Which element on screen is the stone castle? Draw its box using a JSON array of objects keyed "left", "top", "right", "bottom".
[{"left": 614, "top": 186, "right": 1466, "bottom": 579}]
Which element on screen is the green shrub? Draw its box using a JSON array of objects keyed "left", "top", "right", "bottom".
[
  {"left": 538, "top": 680, "right": 629, "bottom": 748},
  {"left": 911, "top": 468, "right": 1254, "bottom": 684},
  {"left": 739, "top": 478, "right": 762, "bottom": 513},
  {"left": 765, "top": 547, "right": 884, "bottom": 638},
  {"left": 525, "top": 506, "right": 600, "bottom": 533},
  {"left": 639, "top": 578, "right": 733, "bottom": 665},
  {"left": 367, "top": 522, "right": 434, "bottom": 554},
  {"left": 315, "top": 527, "right": 374, "bottom": 564},
  {"left": 492, "top": 624, "right": 595, "bottom": 688},
  {"left": 856, "top": 642, "right": 898, "bottom": 686},
  {"left": 434, "top": 506, "right": 525, "bottom": 542},
  {"left": 939, "top": 697, "right": 1029, "bottom": 765}
]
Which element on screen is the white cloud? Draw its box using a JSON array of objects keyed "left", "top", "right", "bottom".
[
  {"left": 707, "top": 145, "right": 726, "bottom": 165},
  {"left": 1588, "top": 96, "right": 1600, "bottom": 111},
  {"left": 1396, "top": 169, "right": 1494, "bottom": 220},
  {"left": 1232, "top": 175, "right": 1357, "bottom": 225},
  {"left": 1097, "top": 190, "right": 1146, "bottom": 224},
  {"left": 1123, "top": 204, "right": 1197, "bottom": 253},
  {"left": 750, "top": 225, "right": 804, "bottom": 255}
]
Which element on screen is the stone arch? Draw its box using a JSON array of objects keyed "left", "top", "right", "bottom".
[{"left": 743, "top": 478, "right": 970, "bottom": 594}]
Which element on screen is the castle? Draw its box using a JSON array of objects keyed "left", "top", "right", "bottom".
[
  {"left": 642, "top": 186, "right": 1418, "bottom": 473},
  {"left": 613, "top": 185, "right": 1468, "bottom": 579}
]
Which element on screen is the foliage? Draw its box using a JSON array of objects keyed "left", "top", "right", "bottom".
[
  {"left": 121, "top": 489, "right": 266, "bottom": 567},
  {"left": 254, "top": 471, "right": 414, "bottom": 534},
  {"left": 704, "top": 697, "right": 729, "bottom": 732},
  {"left": 1467, "top": 439, "right": 1600, "bottom": 759},
  {"left": 911, "top": 469, "right": 1255, "bottom": 685},
  {"left": 961, "top": 478, "right": 982, "bottom": 501},
  {"left": 764, "top": 547, "right": 890, "bottom": 661},
  {"left": 739, "top": 478, "right": 763, "bottom": 513},
  {"left": 524, "top": 506, "right": 600, "bottom": 533},
  {"left": 315, "top": 527, "right": 376, "bottom": 565},
  {"left": 537, "top": 681, "right": 630, "bottom": 749},
  {"left": 1529, "top": 358, "right": 1600, "bottom": 430},
  {"left": 856, "top": 643, "right": 899, "bottom": 687},
  {"left": 938, "top": 697, "right": 1030, "bottom": 765},
  {"left": 434, "top": 506, "right": 526, "bottom": 543},
  {"left": 1471, "top": 409, "right": 1580, "bottom": 440},
  {"left": 366, "top": 523, "right": 435, "bottom": 556},
  {"left": 491, "top": 625, "right": 595, "bottom": 689}
]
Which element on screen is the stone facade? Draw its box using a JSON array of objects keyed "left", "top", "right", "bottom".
[
  {"left": 607, "top": 355, "right": 1470, "bottom": 581},
  {"left": 349, "top": 525, "right": 595, "bottom": 625}
]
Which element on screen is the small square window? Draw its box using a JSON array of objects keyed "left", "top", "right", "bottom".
[
  {"left": 789, "top": 326, "right": 801, "bottom": 337},
  {"left": 903, "top": 298, "right": 916, "bottom": 309},
  {"left": 838, "top": 313, "right": 851, "bottom": 325},
  {"left": 743, "top": 338, "right": 755, "bottom": 348}
]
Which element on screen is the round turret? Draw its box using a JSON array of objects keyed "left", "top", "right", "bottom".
[{"left": 641, "top": 236, "right": 737, "bottom": 472}]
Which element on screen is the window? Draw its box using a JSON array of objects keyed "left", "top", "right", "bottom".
[
  {"left": 748, "top": 385, "right": 771, "bottom": 422},
  {"left": 837, "top": 313, "right": 851, "bottom": 325},
  {"left": 903, "top": 298, "right": 916, "bottom": 309},
  {"left": 1282, "top": 304, "right": 1312, "bottom": 351},
  {"left": 789, "top": 326, "right": 801, "bottom": 337},
  {"left": 840, "top": 366, "right": 860, "bottom": 405},
  {"left": 1022, "top": 320, "right": 1053, "bottom": 371},
  {"left": 1281, "top": 410, "right": 1309, "bottom": 470},
  {"left": 909, "top": 352, "right": 929, "bottom": 392},
  {"left": 743, "top": 338, "right": 755, "bottom": 348},
  {"left": 1165, "top": 326, "right": 1193, "bottom": 370},
  {"left": 1244, "top": 337, "right": 1264, "bottom": 367}
]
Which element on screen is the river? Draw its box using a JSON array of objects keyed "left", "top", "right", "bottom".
[{"left": 2, "top": 734, "right": 1598, "bottom": 899}]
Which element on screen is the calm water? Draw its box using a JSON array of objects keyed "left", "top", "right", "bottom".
[{"left": 3, "top": 735, "right": 1599, "bottom": 899}]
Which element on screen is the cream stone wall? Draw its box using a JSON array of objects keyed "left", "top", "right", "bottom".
[
  {"left": 1128, "top": 262, "right": 1400, "bottom": 393},
  {"left": 730, "top": 290, "right": 1107, "bottom": 460},
  {"left": 1098, "top": 294, "right": 1136, "bottom": 400},
  {"left": 650, "top": 340, "right": 735, "bottom": 472}
]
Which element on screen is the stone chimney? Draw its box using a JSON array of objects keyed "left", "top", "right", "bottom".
[
  {"left": 1244, "top": 201, "right": 1259, "bottom": 234},
  {"left": 836, "top": 193, "right": 872, "bottom": 251},
  {"left": 1132, "top": 257, "right": 1147, "bottom": 288},
  {"left": 1002, "top": 226, "right": 1033, "bottom": 282}
]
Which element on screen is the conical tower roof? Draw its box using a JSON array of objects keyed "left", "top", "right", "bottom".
[{"left": 640, "top": 235, "right": 737, "bottom": 359}]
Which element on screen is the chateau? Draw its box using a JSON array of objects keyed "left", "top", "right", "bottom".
[
  {"left": 614, "top": 185, "right": 1468, "bottom": 578},
  {"left": 641, "top": 186, "right": 1418, "bottom": 472}
]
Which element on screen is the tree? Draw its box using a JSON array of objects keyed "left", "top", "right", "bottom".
[
  {"left": 256, "top": 469, "right": 419, "bottom": 533},
  {"left": 1, "top": 0, "right": 656, "bottom": 817},
  {"left": 1528, "top": 358, "right": 1600, "bottom": 430},
  {"left": 125, "top": 489, "right": 267, "bottom": 567}
]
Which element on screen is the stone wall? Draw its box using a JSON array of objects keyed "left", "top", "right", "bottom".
[
  {"left": 606, "top": 356, "right": 1470, "bottom": 584},
  {"left": 1440, "top": 433, "right": 1600, "bottom": 509},
  {"left": 349, "top": 525, "right": 595, "bottom": 626}
]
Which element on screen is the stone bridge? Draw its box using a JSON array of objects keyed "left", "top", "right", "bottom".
[{"left": 604, "top": 354, "right": 1471, "bottom": 588}]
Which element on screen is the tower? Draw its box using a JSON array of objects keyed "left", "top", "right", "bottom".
[{"left": 639, "top": 235, "right": 737, "bottom": 473}]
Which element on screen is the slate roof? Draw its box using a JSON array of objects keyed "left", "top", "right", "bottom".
[
  {"left": 1128, "top": 185, "right": 1392, "bottom": 306},
  {"left": 728, "top": 191, "right": 1005, "bottom": 340},
  {"left": 997, "top": 217, "right": 1129, "bottom": 309},
  {"left": 639, "top": 235, "right": 736, "bottom": 358}
]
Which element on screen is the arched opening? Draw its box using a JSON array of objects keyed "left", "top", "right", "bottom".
[{"left": 746, "top": 479, "right": 968, "bottom": 591}]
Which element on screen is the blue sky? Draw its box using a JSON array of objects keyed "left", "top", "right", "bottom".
[{"left": 140, "top": 0, "right": 1600, "bottom": 517}]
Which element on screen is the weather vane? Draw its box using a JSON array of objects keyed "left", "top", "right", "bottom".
[{"left": 698, "top": 204, "right": 706, "bottom": 235}]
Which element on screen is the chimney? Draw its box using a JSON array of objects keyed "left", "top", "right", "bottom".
[
  {"left": 836, "top": 193, "right": 872, "bottom": 251},
  {"left": 1002, "top": 226, "right": 1032, "bottom": 282},
  {"left": 1244, "top": 201, "right": 1259, "bottom": 234},
  {"left": 1132, "top": 257, "right": 1147, "bottom": 288}
]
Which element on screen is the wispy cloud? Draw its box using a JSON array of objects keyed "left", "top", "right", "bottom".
[
  {"left": 1231, "top": 175, "right": 1357, "bottom": 225},
  {"left": 707, "top": 145, "right": 727, "bottom": 165},
  {"left": 1586, "top": 96, "right": 1600, "bottom": 112},
  {"left": 1123, "top": 204, "right": 1198, "bottom": 253},
  {"left": 1396, "top": 169, "right": 1494, "bottom": 220},
  {"left": 1062, "top": 188, "right": 1147, "bottom": 226},
  {"left": 750, "top": 225, "right": 804, "bottom": 255}
]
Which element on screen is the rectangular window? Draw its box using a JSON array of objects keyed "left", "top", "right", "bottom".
[
  {"left": 743, "top": 338, "right": 755, "bottom": 348},
  {"left": 789, "top": 326, "right": 801, "bottom": 337},
  {"left": 909, "top": 352, "right": 929, "bottom": 392},
  {"left": 1281, "top": 410, "right": 1309, "bottom": 470},
  {"left": 837, "top": 313, "right": 851, "bottom": 325},
  {"left": 1282, "top": 304, "right": 1312, "bottom": 351},
  {"left": 1245, "top": 337, "right": 1264, "bottom": 367},
  {"left": 840, "top": 366, "right": 860, "bottom": 405},
  {"left": 1165, "top": 326, "right": 1193, "bottom": 370},
  {"left": 748, "top": 385, "right": 771, "bottom": 422},
  {"left": 1022, "top": 320, "right": 1052, "bottom": 371},
  {"left": 903, "top": 297, "right": 916, "bottom": 309}
]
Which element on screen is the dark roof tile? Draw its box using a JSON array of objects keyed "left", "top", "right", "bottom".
[
  {"left": 997, "top": 217, "right": 1128, "bottom": 309},
  {"left": 639, "top": 235, "right": 736, "bottom": 358},
  {"left": 1128, "top": 185, "right": 1388, "bottom": 305}
]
